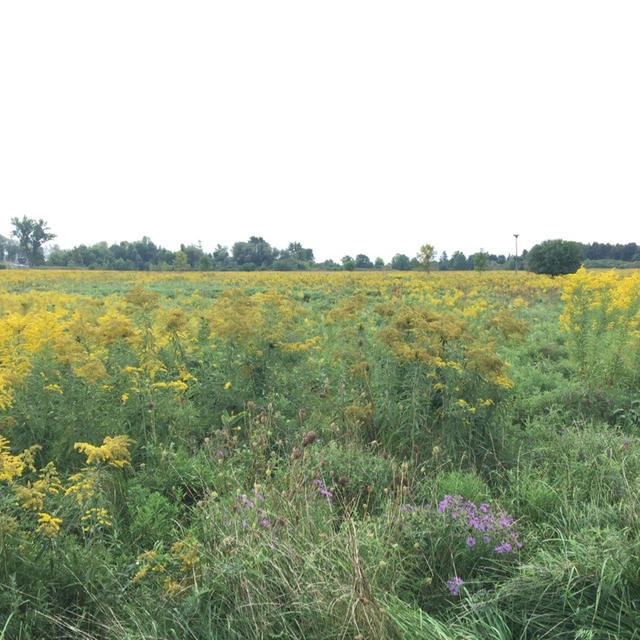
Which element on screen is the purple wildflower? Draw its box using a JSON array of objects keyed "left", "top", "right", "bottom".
[
  {"left": 313, "top": 478, "right": 333, "bottom": 501},
  {"left": 438, "top": 495, "right": 454, "bottom": 513},
  {"left": 239, "top": 494, "right": 254, "bottom": 509},
  {"left": 446, "top": 576, "right": 464, "bottom": 596},
  {"left": 435, "top": 494, "right": 522, "bottom": 553}
]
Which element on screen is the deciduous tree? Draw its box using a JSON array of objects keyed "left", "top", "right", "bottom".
[
  {"left": 10, "top": 216, "right": 55, "bottom": 266},
  {"left": 527, "top": 239, "right": 583, "bottom": 275},
  {"left": 417, "top": 244, "right": 436, "bottom": 271}
]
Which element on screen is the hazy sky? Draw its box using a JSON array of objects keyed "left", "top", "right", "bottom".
[{"left": 1, "top": 2, "right": 638, "bottom": 262}]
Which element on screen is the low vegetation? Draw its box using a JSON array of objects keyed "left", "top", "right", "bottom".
[{"left": 1, "top": 268, "right": 639, "bottom": 638}]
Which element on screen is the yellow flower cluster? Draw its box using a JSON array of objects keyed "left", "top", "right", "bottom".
[
  {"left": 0, "top": 430, "right": 133, "bottom": 547},
  {"left": 0, "top": 435, "right": 39, "bottom": 482},
  {"left": 560, "top": 268, "right": 640, "bottom": 386},
  {"left": 36, "top": 512, "right": 62, "bottom": 538},
  {"left": 73, "top": 435, "right": 135, "bottom": 468},
  {"left": 0, "top": 268, "right": 562, "bottom": 411}
]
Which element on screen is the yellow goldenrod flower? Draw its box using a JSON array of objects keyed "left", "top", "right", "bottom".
[{"left": 36, "top": 512, "right": 62, "bottom": 538}]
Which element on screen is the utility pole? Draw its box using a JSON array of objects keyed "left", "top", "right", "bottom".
[{"left": 514, "top": 234, "right": 519, "bottom": 274}]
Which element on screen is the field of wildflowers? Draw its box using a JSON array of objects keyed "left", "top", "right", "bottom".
[{"left": 1, "top": 268, "right": 640, "bottom": 638}]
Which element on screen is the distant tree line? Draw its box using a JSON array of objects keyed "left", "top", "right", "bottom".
[
  {"left": 2, "top": 217, "right": 639, "bottom": 272},
  {"left": 34, "top": 237, "right": 530, "bottom": 272},
  {"left": 582, "top": 242, "right": 640, "bottom": 262}
]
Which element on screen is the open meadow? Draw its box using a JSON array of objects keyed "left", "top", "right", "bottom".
[{"left": 1, "top": 268, "right": 640, "bottom": 639}]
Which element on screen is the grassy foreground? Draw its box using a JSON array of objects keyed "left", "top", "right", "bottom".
[{"left": 1, "top": 268, "right": 640, "bottom": 639}]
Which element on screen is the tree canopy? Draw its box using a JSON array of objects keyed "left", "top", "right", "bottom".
[
  {"left": 526, "top": 239, "right": 583, "bottom": 275},
  {"left": 11, "top": 216, "right": 56, "bottom": 266}
]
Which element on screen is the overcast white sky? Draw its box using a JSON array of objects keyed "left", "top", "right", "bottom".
[{"left": 1, "top": 1, "right": 638, "bottom": 262}]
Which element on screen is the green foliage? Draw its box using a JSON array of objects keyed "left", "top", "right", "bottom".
[
  {"left": 472, "top": 251, "right": 488, "bottom": 271},
  {"left": 391, "top": 253, "right": 411, "bottom": 270},
  {"left": 302, "top": 440, "right": 395, "bottom": 516},
  {"left": 583, "top": 258, "right": 640, "bottom": 269},
  {"left": 173, "top": 250, "right": 189, "bottom": 271},
  {"left": 355, "top": 254, "right": 374, "bottom": 269},
  {"left": 341, "top": 255, "right": 356, "bottom": 270},
  {"left": 126, "top": 485, "right": 179, "bottom": 548},
  {"left": 450, "top": 250, "right": 472, "bottom": 270},
  {"left": 0, "top": 234, "right": 20, "bottom": 263},
  {"left": 434, "top": 470, "right": 490, "bottom": 504},
  {"left": 527, "top": 239, "right": 583, "bottom": 275},
  {"left": 417, "top": 244, "right": 436, "bottom": 270},
  {"left": 10, "top": 216, "right": 55, "bottom": 266},
  {"left": 232, "top": 236, "right": 276, "bottom": 269}
]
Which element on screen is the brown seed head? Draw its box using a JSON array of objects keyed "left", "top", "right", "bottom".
[{"left": 302, "top": 430, "right": 317, "bottom": 447}]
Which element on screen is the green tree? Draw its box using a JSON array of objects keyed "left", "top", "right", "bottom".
[
  {"left": 391, "top": 253, "right": 411, "bottom": 270},
  {"left": 450, "top": 251, "right": 471, "bottom": 270},
  {"left": 212, "top": 244, "right": 231, "bottom": 269},
  {"left": 0, "top": 235, "right": 19, "bottom": 263},
  {"left": 10, "top": 216, "right": 56, "bottom": 266},
  {"left": 198, "top": 254, "right": 213, "bottom": 271},
  {"left": 181, "top": 243, "right": 205, "bottom": 268},
  {"left": 173, "top": 250, "right": 189, "bottom": 271},
  {"left": 355, "top": 254, "right": 373, "bottom": 269},
  {"left": 285, "top": 242, "right": 314, "bottom": 264},
  {"left": 472, "top": 250, "right": 488, "bottom": 271},
  {"left": 232, "top": 237, "right": 275, "bottom": 269},
  {"left": 341, "top": 255, "right": 356, "bottom": 271},
  {"left": 274, "top": 242, "right": 315, "bottom": 270},
  {"left": 417, "top": 244, "right": 436, "bottom": 271},
  {"left": 527, "top": 239, "right": 583, "bottom": 275}
]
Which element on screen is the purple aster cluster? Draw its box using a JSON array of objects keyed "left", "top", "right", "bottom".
[
  {"left": 436, "top": 494, "right": 522, "bottom": 553},
  {"left": 313, "top": 478, "right": 333, "bottom": 501}
]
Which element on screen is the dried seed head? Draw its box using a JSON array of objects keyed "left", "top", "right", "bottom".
[{"left": 302, "top": 430, "right": 317, "bottom": 447}]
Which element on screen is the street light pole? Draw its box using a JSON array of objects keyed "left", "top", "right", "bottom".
[{"left": 514, "top": 234, "right": 519, "bottom": 274}]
